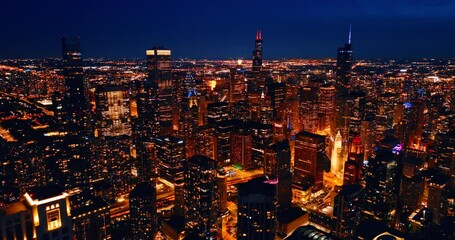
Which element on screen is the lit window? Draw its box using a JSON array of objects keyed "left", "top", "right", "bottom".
[{"left": 47, "top": 209, "right": 62, "bottom": 231}]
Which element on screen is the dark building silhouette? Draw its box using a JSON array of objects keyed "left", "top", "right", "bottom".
[
  {"left": 184, "top": 155, "right": 221, "bottom": 239},
  {"left": 335, "top": 25, "right": 353, "bottom": 90},
  {"left": 237, "top": 177, "right": 277, "bottom": 240},
  {"left": 264, "top": 140, "right": 292, "bottom": 211},
  {"left": 129, "top": 182, "right": 157, "bottom": 239},
  {"left": 334, "top": 184, "right": 364, "bottom": 238},
  {"left": 60, "top": 36, "right": 92, "bottom": 191}
]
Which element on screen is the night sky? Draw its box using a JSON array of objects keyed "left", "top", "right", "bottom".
[{"left": 2, "top": 0, "right": 455, "bottom": 59}]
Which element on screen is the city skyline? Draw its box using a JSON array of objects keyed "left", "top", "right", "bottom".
[
  {"left": 2, "top": 0, "right": 455, "bottom": 59},
  {"left": 1, "top": 2, "right": 454, "bottom": 240}
]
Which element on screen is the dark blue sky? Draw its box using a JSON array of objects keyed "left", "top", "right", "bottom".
[{"left": 2, "top": 0, "right": 455, "bottom": 59}]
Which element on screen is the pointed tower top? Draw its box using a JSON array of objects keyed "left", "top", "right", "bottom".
[
  {"left": 256, "top": 29, "right": 262, "bottom": 41},
  {"left": 348, "top": 24, "right": 352, "bottom": 44}
]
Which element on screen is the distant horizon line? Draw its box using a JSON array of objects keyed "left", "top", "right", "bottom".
[{"left": 1, "top": 56, "right": 454, "bottom": 61}]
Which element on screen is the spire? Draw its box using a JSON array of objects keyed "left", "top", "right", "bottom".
[
  {"left": 256, "top": 29, "right": 262, "bottom": 41},
  {"left": 348, "top": 24, "right": 352, "bottom": 44}
]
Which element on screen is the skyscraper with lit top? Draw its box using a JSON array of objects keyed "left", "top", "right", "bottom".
[{"left": 252, "top": 29, "right": 263, "bottom": 73}]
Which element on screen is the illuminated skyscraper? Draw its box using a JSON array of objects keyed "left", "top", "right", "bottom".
[
  {"left": 252, "top": 29, "right": 263, "bottom": 73},
  {"left": 294, "top": 131, "right": 326, "bottom": 189},
  {"left": 184, "top": 155, "right": 221, "bottom": 239},
  {"left": 155, "top": 136, "right": 185, "bottom": 182},
  {"left": 317, "top": 84, "right": 336, "bottom": 132},
  {"left": 267, "top": 82, "right": 286, "bottom": 119},
  {"left": 230, "top": 130, "right": 253, "bottom": 170},
  {"left": 129, "top": 182, "right": 157, "bottom": 239},
  {"left": 178, "top": 72, "right": 198, "bottom": 157},
  {"left": 146, "top": 47, "right": 174, "bottom": 135},
  {"left": 94, "top": 85, "right": 131, "bottom": 137},
  {"left": 237, "top": 177, "right": 276, "bottom": 240},
  {"left": 93, "top": 85, "right": 133, "bottom": 199}
]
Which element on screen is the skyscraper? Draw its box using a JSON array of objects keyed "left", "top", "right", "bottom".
[
  {"left": 129, "top": 182, "right": 157, "bottom": 239},
  {"left": 184, "top": 155, "right": 221, "bottom": 238},
  {"left": 146, "top": 47, "right": 174, "bottom": 135},
  {"left": 155, "top": 136, "right": 186, "bottom": 182},
  {"left": 335, "top": 25, "right": 353, "bottom": 90},
  {"left": 60, "top": 36, "right": 92, "bottom": 191},
  {"left": 334, "top": 184, "right": 364, "bottom": 238},
  {"left": 252, "top": 29, "right": 263, "bottom": 73},
  {"left": 294, "top": 131, "right": 326, "bottom": 189},
  {"left": 230, "top": 130, "right": 253, "bottom": 170},
  {"left": 237, "top": 177, "right": 276, "bottom": 240},
  {"left": 94, "top": 85, "right": 131, "bottom": 137},
  {"left": 264, "top": 140, "right": 292, "bottom": 211},
  {"left": 178, "top": 72, "right": 199, "bottom": 157},
  {"left": 362, "top": 145, "right": 399, "bottom": 225}
]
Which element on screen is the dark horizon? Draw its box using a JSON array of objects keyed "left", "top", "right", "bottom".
[{"left": 2, "top": 0, "right": 455, "bottom": 60}]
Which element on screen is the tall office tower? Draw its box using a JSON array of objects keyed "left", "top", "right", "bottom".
[
  {"left": 94, "top": 85, "right": 131, "bottom": 137},
  {"left": 247, "top": 122, "right": 273, "bottom": 168},
  {"left": 230, "top": 130, "right": 253, "bottom": 170},
  {"left": 237, "top": 177, "right": 276, "bottom": 240},
  {"left": 129, "top": 182, "right": 157, "bottom": 239},
  {"left": 61, "top": 36, "right": 92, "bottom": 191},
  {"left": 93, "top": 85, "right": 133, "bottom": 198},
  {"left": 207, "top": 102, "right": 230, "bottom": 125},
  {"left": 360, "top": 117, "right": 375, "bottom": 162},
  {"left": 333, "top": 184, "right": 364, "bottom": 239},
  {"left": 400, "top": 173, "right": 424, "bottom": 215},
  {"left": 266, "top": 82, "right": 286, "bottom": 119},
  {"left": 427, "top": 173, "right": 450, "bottom": 225},
  {"left": 299, "top": 86, "right": 319, "bottom": 133},
  {"left": 264, "top": 140, "right": 292, "bottom": 211},
  {"left": 294, "top": 131, "right": 326, "bottom": 190},
  {"left": 61, "top": 36, "right": 91, "bottom": 133},
  {"left": 214, "top": 120, "right": 238, "bottom": 166},
  {"left": 432, "top": 131, "right": 455, "bottom": 182},
  {"left": 344, "top": 136, "right": 364, "bottom": 184},
  {"left": 335, "top": 25, "right": 353, "bottom": 90},
  {"left": 317, "top": 84, "right": 336, "bottom": 132},
  {"left": 195, "top": 125, "right": 215, "bottom": 159},
  {"left": 362, "top": 146, "right": 399, "bottom": 225},
  {"left": 376, "top": 92, "right": 398, "bottom": 138},
  {"left": 348, "top": 91, "right": 366, "bottom": 139},
  {"left": 184, "top": 155, "right": 221, "bottom": 239},
  {"left": 154, "top": 136, "right": 186, "bottom": 182},
  {"left": 146, "top": 47, "right": 174, "bottom": 135},
  {"left": 178, "top": 72, "right": 198, "bottom": 157},
  {"left": 132, "top": 49, "right": 162, "bottom": 183},
  {"left": 252, "top": 29, "right": 263, "bottom": 73},
  {"left": 229, "top": 63, "right": 247, "bottom": 105}
]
